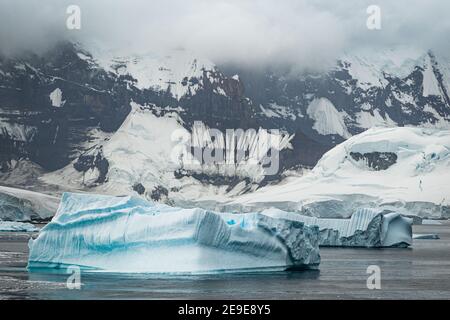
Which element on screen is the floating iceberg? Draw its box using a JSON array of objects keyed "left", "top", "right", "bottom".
[
  {"left": 257, "top": 208, "right": 413, "bottom": 247},
  {"left": 0, "top": 220, "right": 39, "bottom": 232},
  {"left": 28, "top": 193, "right": 320, "bottom": 274}
]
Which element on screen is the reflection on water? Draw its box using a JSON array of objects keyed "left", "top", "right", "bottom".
[{"left": 25, "top": 269, "right": 321, "bottom": 300}]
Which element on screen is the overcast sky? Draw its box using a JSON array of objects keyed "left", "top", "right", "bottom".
[{"left": 1, "top": 0, "right": 449, "bottom": 71}]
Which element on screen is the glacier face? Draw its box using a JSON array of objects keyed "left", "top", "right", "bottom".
[
  {"left": 28, "top": 193, "right": 320, "bottom": 274},
  {"left": 227, "top": 127, "right": 450, "bottom": 219},
  {"left": 259, "top": 208, "right": 412, "bottom": 247},
  {"left": 0, "top": 186, "right": 59, "bottom": 222}
]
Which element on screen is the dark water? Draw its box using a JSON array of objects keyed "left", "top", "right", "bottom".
[{"left": 1, "top": 223, "right": 450, "bottom": 300}]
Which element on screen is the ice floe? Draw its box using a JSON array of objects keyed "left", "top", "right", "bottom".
[{"left": 239, "top": 208, "right": 412, "bottom": 247}]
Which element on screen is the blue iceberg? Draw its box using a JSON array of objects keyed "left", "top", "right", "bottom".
[
  {"left": 259, "top": 208, "right": 413, "bottom": 247},
  {"left": 28, "top": 193, "right": 320, "bottom": 273}
]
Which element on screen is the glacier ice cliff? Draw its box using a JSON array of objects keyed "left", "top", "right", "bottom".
[
  {"left": 28, "top": 193, "right": 320, "bottom": 273},
  {"left": 258, "top": 208, "right": 412, "bottom": 247},
  {"left": 0, "top": 220, "right": 39, "bottom": 232},
  {"left": 0, "top": 186, "right": 59, "bottom": 222}
]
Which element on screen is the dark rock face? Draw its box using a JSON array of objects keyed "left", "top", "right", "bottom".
[
  {"left": 150, "top": 185, "right": 169, "bottom": 201},
  {"left": 73, "top": 147, "right": 109, "bottom": 184},
  {"left": 175, "top": 169, "right": 253, "bottom": 192},
  {"left": 0, "top": 42, "right": 132, "bottom": 172},
  {"left": 132, "top": 183, "right": 145, "bottom": 195},
  {"left": 350, "top": 152, "right": 398, "bottom": 170}
]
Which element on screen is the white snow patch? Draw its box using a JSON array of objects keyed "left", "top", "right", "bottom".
[
  {"left": 343, "top": 47, "right": 426, "bottom": 89},
  {"left": 356, "top": 109, "right": 397, "bottom": 129},
  {"left": 307, "top": 98, "right": 351, "bottom": 138},
  {"left": 49, "top": 88, "right": 65, "bottom": 108},
  {"left": 227, "top": 127, "right": 450, "bottom": 219},
  {"left": 422, "top": 55, "right": 441, "bottom": 97},
  {"left": 260, "top": 103, "right": 297, "bottom": 120},
  {"left": 90, "top": 47, "right": 215, "bottom": 100}
]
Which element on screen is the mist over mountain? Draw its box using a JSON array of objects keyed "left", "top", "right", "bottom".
[{"left": 1, "top": 0, "right": 450, "bottom": 73}]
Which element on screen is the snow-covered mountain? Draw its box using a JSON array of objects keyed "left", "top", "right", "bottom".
[
  {"left": 224, "top": 127, "right": 450, "bottom": 219},
  {"left": 1, "top": 41, "right": 450, "bottom": 209}
]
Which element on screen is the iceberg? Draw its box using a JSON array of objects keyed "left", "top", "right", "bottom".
[
  {"left": 257, "top": 208, "right": 413, "bottom": 247},
  {"left": 0, "top": 220, "right": 39, "bottom": 232},
  {"left": 28, "top": 193, "right": 320, "bottom": 274}
]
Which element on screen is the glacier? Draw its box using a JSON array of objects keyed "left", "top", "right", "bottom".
[
  {"left": 28, "top": 193, "right": 321, "bottom": 274},
  {"left": 0, "top": 220, "right": 39, "bottom": 232},
  {"left": 0, "top": 185, "right": 59, "bottom": 222}
]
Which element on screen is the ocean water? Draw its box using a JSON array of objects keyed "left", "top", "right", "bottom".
[{"left": 1, "top": 223, "right": 450, "bottom": 300}]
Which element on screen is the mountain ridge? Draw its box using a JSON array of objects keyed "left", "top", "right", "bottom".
[{"left": 1, "top": 41, "right": 449, "bottom": 202}]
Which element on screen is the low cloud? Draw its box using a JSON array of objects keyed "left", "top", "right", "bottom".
[{"left": 1, "top": 0, "right": 449, "bottom": 71}]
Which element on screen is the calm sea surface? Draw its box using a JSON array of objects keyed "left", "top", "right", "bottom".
[{"left": 1, "top": 223, "right": 450, "bottom": 299}]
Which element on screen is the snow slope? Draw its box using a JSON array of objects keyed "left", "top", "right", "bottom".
[
  {"left": 343, "top": 47, "right": 425, "bottom": 89},
  {"left": 41, "top": 102, "right": 293, "bottom": 200},
  {"left": 87, "top": 45, "right": 216, "bottom": 100},
  {"left": 307, "top": 98, "right": 351, "bottom": 139},
  {"left": 28, "top": 193, "right": 320, "bottom": 273},
  {"left": 226, "top": 127, "right": 450, "bottom": 219},
  {"left": 40, "top": 102, "right": 187, "bottom": 194}
]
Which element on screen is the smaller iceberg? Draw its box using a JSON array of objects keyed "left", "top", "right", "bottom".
[
  {"left": 0, "top": 220, "right": 39, "bottom": 232},
  {"left": 413, "top": 234, "right": 439, "bottom": 240},
  {"left": 258, "top": 208, "right": 413, "bottom": 247},
  {"left": 28, "top": 193, "right": 320, "bottom": 274}
]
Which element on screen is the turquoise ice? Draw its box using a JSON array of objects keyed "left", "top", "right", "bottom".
[{"left": 28, "top": 193, "right": 320, "bottom": 274}]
